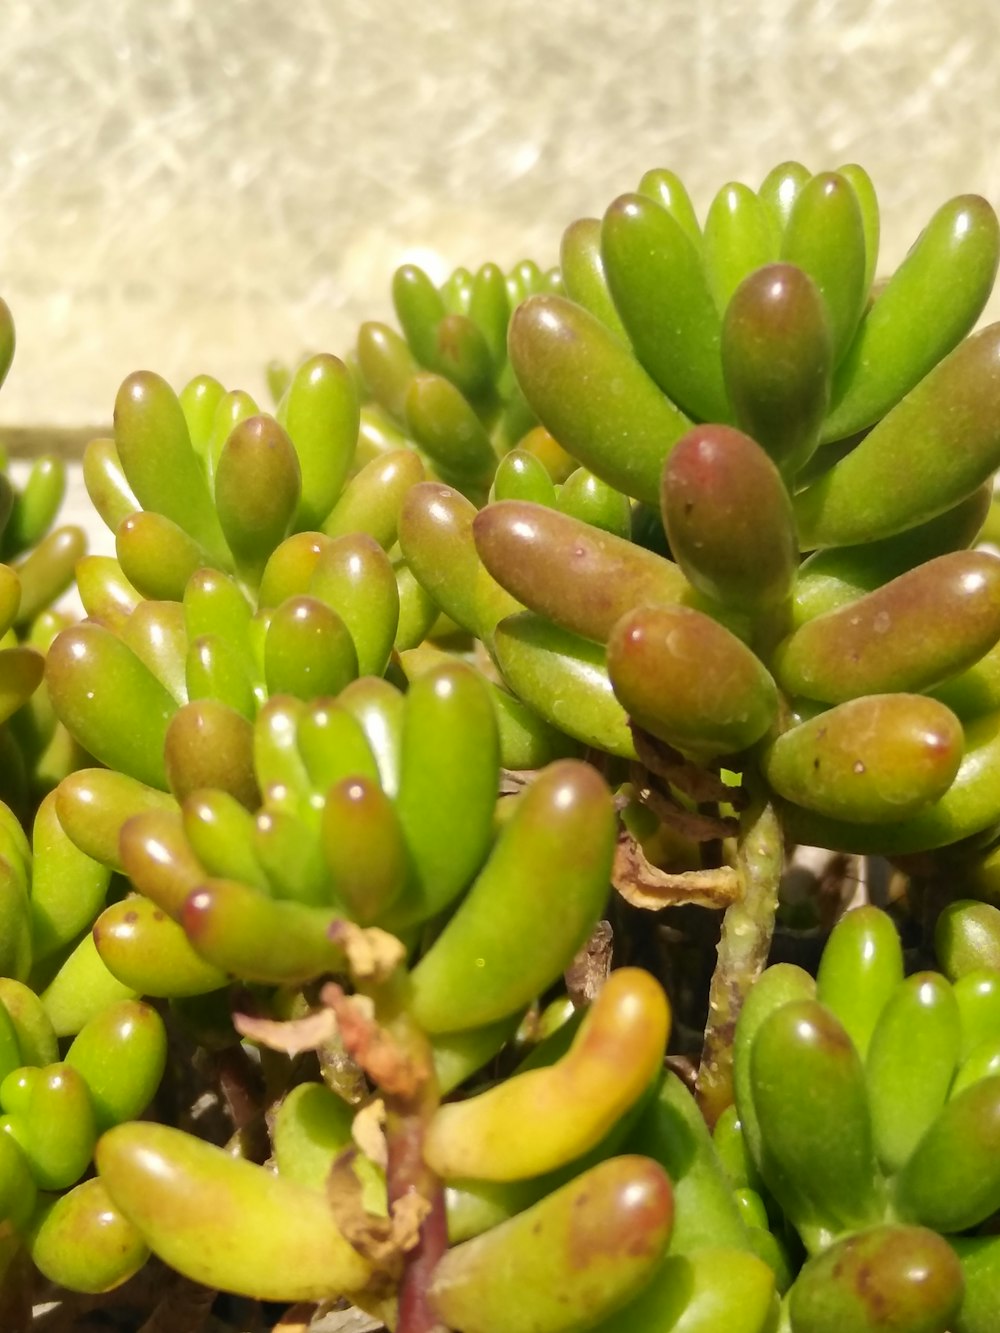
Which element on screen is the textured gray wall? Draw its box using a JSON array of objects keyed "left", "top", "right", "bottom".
[{"left": 1, "top": 0, "right": 998, "bottom": 427}]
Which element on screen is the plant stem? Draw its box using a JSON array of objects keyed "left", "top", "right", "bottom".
[
  {"left": 385, "top": 1098, "right": 449, "bottom": 1333},
  {"left": 696, "top": 771, "right": 783, "bottom": 1128},
  {"left": 367, "top": 974, "right": 449, "bottom": 1333}
]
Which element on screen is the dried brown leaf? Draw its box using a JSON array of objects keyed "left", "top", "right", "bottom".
[
  {"left": 311, "top": 1309, "right": 386, "bottom": 1333},
  {"left": 565, "top": 920, "right": 613, "bottom": 1004},
  {"left": 328, "top": 921, "right": 406, "bottom": 983},
  {"left": 327, "top": 1151, "right": 430, "bottom": 1274},
  {"left": 342, "top": 1292, "right": 397, "bottom": 1332},
  {"left": 631, "top": 726, "right": 744, "bottom": 805},
  {"left": 321, "top": 985, "right": 428, "bottom": 1099},
  {"left": 665, "top": 1053, "right": 699, "bottom": 1093},
  {"left": 633, "top": 771, "right": 739, "bottom": 842},
  {"left": 390, "top": 1191, "right": 432, "bottom": 1252},
  {"left": 233, "top": 1007, "right": 339, "bottom": 1057},
  {"left": 352, "top": 1098, "right": 388, "bottom": 1171},
  {"left": 613, "top": 829, "right": 742, "bottom": 911},
  {"left": 328, "top": 1151, "right": 401, "bottom": 1272},
  {"left": 499, "top": 767, "right": 538, "bottom": 796}
]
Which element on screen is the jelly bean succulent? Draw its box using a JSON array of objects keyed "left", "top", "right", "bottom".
[
  {"left": 2, "top": 161, "right": 1000, "bottom": 1333},
  {"left": 0, "top": 297, "right": 89, "bottom": 826}
]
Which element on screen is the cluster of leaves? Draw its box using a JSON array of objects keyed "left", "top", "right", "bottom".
[{"left": 2, "top": 163, "right": 1000, "bottom": 1332}]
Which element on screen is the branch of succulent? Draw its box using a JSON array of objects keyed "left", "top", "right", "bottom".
[{"left": 3, "top": 161, "right": 1000, "bottom": 1332}]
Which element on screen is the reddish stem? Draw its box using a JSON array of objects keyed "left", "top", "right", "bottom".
[
  {"left": 398, "top": 1200, "right": 449, "bottom": 1333},
  {"left": 366, "top": 974, "right": 450, "bottom": 1333},
  {"left": 388, "top": 1113, "right": 449, "bottom": 1333}
]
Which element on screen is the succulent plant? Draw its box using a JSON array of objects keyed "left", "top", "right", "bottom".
[
  {"left": 2, "top": 161, "right": 1000, "bottom": 1332},
  {"left": 727, "top": 902, "right": 1000, "bottom": 1331},
  {"left": 0, "top": 298, "right": 89, "bottom": 824}
]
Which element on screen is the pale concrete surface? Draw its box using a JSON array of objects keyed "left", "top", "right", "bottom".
[{"left": 0, "top": 0, "right": 998, "bottom": 432}]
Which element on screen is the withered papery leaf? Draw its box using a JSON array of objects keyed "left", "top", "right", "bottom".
[
  {"left": 328, "top": 921, "right": 406, "bottom": 983},
  {"left": 390, "top": 1191, "right": 432, "bottom": 1253},
  {"left": 233, "top": 1007, "right": 340, "bottom": 1056},
  {"left": 632, "top": 725, "right": 745, "bottom": 805},
  {"left": 311, "top": 1307, "right": 386, "bottom": 1333},
  {"left": 327, "top": 1150, "right": 431, "bottom": 1272},
  {"left": 328, "top": 1150, "right": 400, "bottom": 1272},
  {"left": 632, "top": 773, "right": 740, "bottom": 841},
  {"left": 613, "top": 828, "right": 742, "bottom": 910},
  {"left": 565, "top": 920, "right": 613, "bottom": 1004},
  {"left": 321, "top": 985, "right": 428, "bottom": 1099},
  {"left": 352, "top": 1097, "right": 388, "bottom": 1171}
]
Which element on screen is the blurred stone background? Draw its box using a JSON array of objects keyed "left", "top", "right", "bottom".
[{"left": 1, "top": 0, "right": 998, "bottom": 435}]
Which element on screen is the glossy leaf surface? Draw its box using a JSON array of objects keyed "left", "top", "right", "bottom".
[
  {"left": 97, "top": 1122, "right": 374, "bottom": 1300},
  {"left": 409, "top": 760, "right": 615, "bottom": 1032},
  {"left": 608, "top": 603, "right": 778, "bottom": 759},
  {"left": 389, "top": 662, "right": 499, "bottom": 927},
  {"left": 399, "top": 481, "right": 519, "bottom": 639},
  {"left": 824, "top": 194, "right": 1000, "bottom": 441},
  {"left": 215, "top": 415, "right": 302, "bottom": 584},
  {"left": 47, "top": 624, "right": 177, "bottom": 789},
  {"left": 182, "top": 879, "right": 347, "bottom": 984},
  {"left": 492, "top": 612, "right": 636, "bottom": 758},
  {"left": 94, "top": 897, "right": 229, "bottom": 998},
  {"left": 721, "top": 262, "right": 831, "bottom": 477},
  {"left": 308, "top": 532, "right": 399, "bottom": 677},
  {"left": 792, "top": 486, "right": 992, "bottom": 628},
  {"left": 935, "top": 900, "right": 1000, "bottom": 978},
  {"left": 788, "top": 1224, "right": 963, "bottom": 1333},
  {"left": 591, "top": 1247, "right": 776, "bottom": 1333},
  {"left": 429, "top": 1155, "right": 673, "bottom": 1333},
  {"left": 750, "top": 998, "right": 881, "bottom": 1235},
  {"left": 28, "top": 1177, "right": 149, "bottom": 1294},
  {"left": 781, "top": 170, "right": 867, "bottom": 363},
  {"left": 866, "top": 972, "right": 961, "bottom": 1174},
  {"left": 895, "top": 1075, "right": 1000, "bottom": 1232},
  {"left": 763, "top": 695, "right": 963, "bottom": 824},
  {"left": 783, "top": 708, "right": 1000, "bottom": 854},
  {"left": 280, "top": 353, "right": 358, "bottom": 530},
  {"left": 114, "top": 372, "right": 225, "bottom": 559},
  {"left": 661, "top": 424, "right": 797, "bottom": 611},
  {"left": 703, "top": 181, "right": 778, "bottom": 313},
  {"left": 773, "top": 552, "right": 1000, "bottom": 702},
  {"left": 509, "top": 294, "right": 692, "bottom": 505},
  {"left": 475, "top": 499, "right": 702, "bottom": 643},
  {"left": 796, "top": 323, "right": 1000, "bottom": 548},
  {"left": 425, "top": 969, "right": 669, "bottom": 1180},
  {"left": 602, "top": 193, "right": 729, "bottom": 422},
  {"left": 558, "top": 217, "right": 628, "bottom": 338},
  {"left": 815, "top": 906, "right": 904, "bottom": 1058},
  {"left": 65, "top": 999, "right": 167, "bottom": 1131}
]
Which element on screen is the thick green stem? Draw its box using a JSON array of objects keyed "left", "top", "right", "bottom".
[{"left": 696, "top": 771, "right": 783, "bottom": 1127}]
